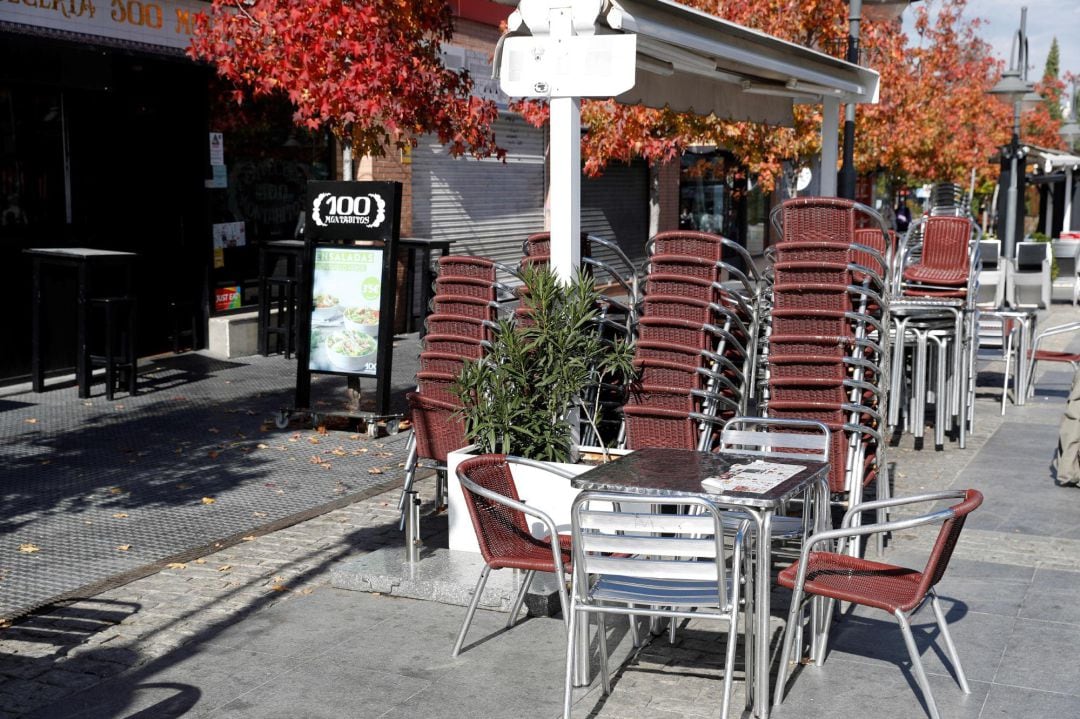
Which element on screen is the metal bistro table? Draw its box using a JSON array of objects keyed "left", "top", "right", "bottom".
[
  {"left": 25, "top": 247, "right": 137, "bottom": 398},
  {"left": 570, "top": 447, "right": 830, "bottom": 719}
]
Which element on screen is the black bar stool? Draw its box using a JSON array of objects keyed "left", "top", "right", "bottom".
[
  {"left": 258, "top": 240, "right": 304, "bottom": 357},
  {"left": 89, "top": 296, "right": 138, "bottom": 401},
  {"left": 264, "top": 276, "right": 298, "bottom": 359},
  {"left": 168, "top": 298, "right": 198, "bottom": 353}
]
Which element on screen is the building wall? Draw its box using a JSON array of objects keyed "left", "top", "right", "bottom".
[{"left": 654, "top": 159, "right": 681, "bottom": 234}]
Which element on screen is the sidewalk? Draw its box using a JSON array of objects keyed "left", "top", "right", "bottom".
[{"left": 3, "top": 306, "right": 1080, "bottom": 718}]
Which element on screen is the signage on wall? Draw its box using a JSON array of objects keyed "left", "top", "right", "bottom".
[
  {"left": 214, "top": 285, "right": 242, "bottom": 312},
  {"left": 0, "top": 0, "right": 207, "bottom": 51},
  {"left": 304, "top": 181, "right": 399, "bottom": 243}
]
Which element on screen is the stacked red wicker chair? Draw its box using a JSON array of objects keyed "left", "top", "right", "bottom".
[
  {"left": 888, "top": 211, "right": 980, "bottom": 451},
  {"left": 399, "top": 256, "right": 506, "bottom": 523},
  {"left": 520, "top": 231, "right": 639, "bottom": 338},
  {"left": 765, "top": 198, "right": 893, "bottom": 555},
  {"left": 622, "top": 230, "right": 760, "bottom": 451}
]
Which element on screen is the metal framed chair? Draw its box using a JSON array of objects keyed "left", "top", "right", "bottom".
[
  {"left": 1051, "top": 240, "right": 1080, "bottom": 306},
  {"left": 1027, "top": 321, "right": 1080, "bottom": 397},
  {"left": 563, "top": 491, "right": 750, "bottom": 719},
  {"left": 1007, "top": 241, "right": 1051, "bottom": 309},
  {"left": 452, "top": 454, "right": 574, "bottom": 658},
  {"left": 774, "top": 489, "right": 983, "bottom": 719}
]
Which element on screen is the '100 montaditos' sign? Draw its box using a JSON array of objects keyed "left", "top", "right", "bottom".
[{"left": 1, "top": 0, "right": 206, "bottom": 50}]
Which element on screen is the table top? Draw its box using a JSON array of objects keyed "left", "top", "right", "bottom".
[
  {"left": 399, "top": 237, "right": 454, "bottom": 249},
  {"left": 570, "top": 447, "right": 829, "bottom": 510},
  {"left": 24, "top": 248, "right": 137, "bottom": 260},
  {"left": 264, "top": 240, "right": 305, "bottom": 249}
]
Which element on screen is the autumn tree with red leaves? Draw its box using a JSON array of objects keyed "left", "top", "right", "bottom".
[
  {"left": 518, "top": 0, "right": 1061, "bottom": 198},
  {"left": 189, "top": 0, "right": 503, "bottom": 160}
]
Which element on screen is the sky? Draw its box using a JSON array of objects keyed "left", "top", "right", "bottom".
[{"left": 902, "top": 0, "right": 1080, "bottom": 95}]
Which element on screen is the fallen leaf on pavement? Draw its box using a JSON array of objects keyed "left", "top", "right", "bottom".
[
  {"left": 256, "top": 443, "right": 269, "bottom": 449},
  {"left": 109, "top": 487, "right": 126, "bottom": 495},
  {"left": 253, "top": 511, "right": 268, "bottom": 517},
  {"left": 207, "top": 427, "right": 220, "bottom": 434},
  {"left": 207, "top": 450, "right": 220, "bottom": 459},
  {"left": 177, "top": 482, "right": 191, "bottom": 490},
  {"left": 166, "top": 563, "right": 187, "bottom": 570},
  {"left": 116, "top": 545, "right": 132, "bottom": 551},
  {"left": 112, "top": 513, "right": 129, "bottom": 519},
  {"left": 194, "top": 558, "right": 206, "bottom": 564},
  {"left": 270, "top": 584, "right": 288, "bottom": 592},
  {"left": 367, "top": 467, "right": 384, "bottom": 475},
  {"left": 201, "top": 497, "right": 216, "bottom": 505},
  {"left": 242, "top": 535, "right": 256, "bottom": 541},
  {"left": 24, "top": 418, "right": 38, "bottom": 424},
  {"left": 18, "top": 543, "right": 40, "bottom": 554},
  {"left": 217, "top": 565, "right": 231, "bottom": 572},
  {"left": 317, "top": 425, "right": 328, "bottom": 435},
  {"left": 330, "top": 447, "right": 347, "bottom": 456}
]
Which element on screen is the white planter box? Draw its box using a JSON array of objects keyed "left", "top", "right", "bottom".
[{"left": 446, "top": 445, "right": 630, "bottom": 554}]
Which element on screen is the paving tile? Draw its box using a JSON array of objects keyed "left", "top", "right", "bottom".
[
  {"left": 823, "top": 601, "right": 1013, "bottom": 683},
  {"left": 212, "top": 663, "right": 426, "bottom": 719},
  {"left": 22, "top": 644, "right": 298, "bottom": 719},
  {"left": 772, "top": 656, "right": 987, "bottom": 719},
  {"left": 994, "top": 618, "right": 1080, "bottom": 696},
  {"left": 979, "top": 683, "right": 1080, "bottom": 718}
]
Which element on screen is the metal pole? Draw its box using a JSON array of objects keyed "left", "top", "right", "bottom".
[
  {"left": 1065, "top": 167, "right": 1074, "bottom": 232},
  {"left": 1003, "top": 104, "right": 1021, "bottom": 259},
  {"left": 838, "top": 0, "right": 862, "bottom": 200},
  {"left": 404, "top": 490, "right": 420, "bottom": 563}
]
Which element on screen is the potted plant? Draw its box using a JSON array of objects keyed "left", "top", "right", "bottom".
[{"left": 446, "top": 264, "right": 635, "bottom": 552}]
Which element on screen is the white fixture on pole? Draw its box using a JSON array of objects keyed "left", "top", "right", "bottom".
[{"left": 1061, "top": 79, "right": 1080, "bottom": 233}]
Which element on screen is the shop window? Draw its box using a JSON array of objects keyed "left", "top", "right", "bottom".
[{"left": 207, "top": 87, "right": 333, "bottom": 314}]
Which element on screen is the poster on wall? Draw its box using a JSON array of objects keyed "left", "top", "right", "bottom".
[{"left": 307, "top": 246, "right": 384, "bottom": 377}]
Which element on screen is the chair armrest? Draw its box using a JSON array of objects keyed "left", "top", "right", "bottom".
[
  {"left": 802, "top": 506, "right": 955, "bottom": 557},
  {"left": 840, "top": 489, "right": 969, "bottom": 528}
]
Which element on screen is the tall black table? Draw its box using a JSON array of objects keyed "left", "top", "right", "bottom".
[
  {"left": 399, "top": 237, "right": 454, "bottom": 334},
  {"left": 25, "top": 248, "right": 137, "bottom": 398}
]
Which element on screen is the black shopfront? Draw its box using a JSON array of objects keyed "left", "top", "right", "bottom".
[{"left": 1, "top": 4, "right": 332, "bottom": 385}]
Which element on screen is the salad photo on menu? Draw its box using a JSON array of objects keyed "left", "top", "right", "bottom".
[{"left": 308, "top": 246, "right": 383, "bottom": 376}]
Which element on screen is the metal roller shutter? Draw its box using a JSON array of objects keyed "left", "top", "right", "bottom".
[
  {"left": 412, "top": 115, "right": 546, "bottom": 280},
  {"left": 581, "top": 160, "right": 649, "bottom": 275}
]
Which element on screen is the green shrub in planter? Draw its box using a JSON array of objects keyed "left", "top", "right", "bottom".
[{"left": 454, "top": 264, "right": 635, "bottom": 463}]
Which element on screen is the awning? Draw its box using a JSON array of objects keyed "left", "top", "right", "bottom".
[
  {"left": 491, "top": 0, "right": 881, "bottom": 281},
  {"left": 494, "top": 0, "right": 880, "bottom": 127}
]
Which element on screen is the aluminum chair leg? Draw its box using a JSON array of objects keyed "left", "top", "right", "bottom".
[
  {"left": 451, "top": 565, "right": 492, "bottom": 658},
  {"left": 397, "top": 435, "right": 418, "bottom": 530},
  {"left": 895, "top": 609, "right": 941, "bottom": 719},
  {"left": 506, "top": 570, "right": 535, "bottom": 628},
  {"left": 563, "top": 600, "right": 580, "bottom": 719},
  {"left": 930, "top": 333, "right": 948, "bottom": 449},
  {"left": 930, "top": 591, "right": 971, "bottom": 694},
  {"left": 596, "top": 612, "right": 612, "bottom": 696},
  {"left": 774, "top": 584, "right": 805, "bottom": 706}
]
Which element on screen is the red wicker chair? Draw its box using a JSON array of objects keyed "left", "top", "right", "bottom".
[
  {"left": 902, "top": 216, "right": 974, "bottom": 296},
  {"left": 423, "top": 313, "right": 495, "bottom": 342},
  {"left": 451, "top": 454, "right": 573, "bottom": 657},
  {"left": 438, "top": 255, "right": 497, "bottom": 282},
  {"left": 430, "top": 294, "right": 498, "bottom": 321},
  {"left": 775, "top": 489, "right": 984, "bottom": 719}
]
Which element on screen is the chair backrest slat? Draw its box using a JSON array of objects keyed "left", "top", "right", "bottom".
[
  {"left": 578, "top": 509, "right": 715, "bottom": 535},
  {"left": 720, "top": 430, "right": 829, "bottom": 452},
  {"left": 572, "top": 492, "right": 740, "bottom": 607},
  {"left": 584, "top": 556, "right": 719, "bottom": 582}
]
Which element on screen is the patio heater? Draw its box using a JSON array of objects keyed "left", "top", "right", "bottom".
[
  {"left": 1061, "top": 79, "right": 1080, "bottom": 233},
  {"left": 989, "top": 6, "right": 1041, "bottom": 259},
  {"left": 837, "top": 0, "right": 918, "bottom": 200}
]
